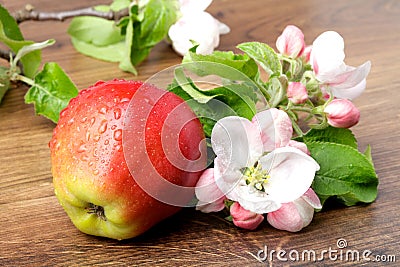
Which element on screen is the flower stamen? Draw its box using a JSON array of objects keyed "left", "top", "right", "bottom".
[{"left": 241, "top": 163, "right": 270, "bottom": 192}]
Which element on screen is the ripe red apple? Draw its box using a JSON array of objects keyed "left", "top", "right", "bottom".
[{"left": 49, "top": 79, "right": 205, "bottom": 240}]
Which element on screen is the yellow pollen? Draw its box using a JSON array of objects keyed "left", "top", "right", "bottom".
[{"left": 241, "top": 163, "right": 270, "bottom": 192}]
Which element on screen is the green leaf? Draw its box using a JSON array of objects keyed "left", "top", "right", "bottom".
[
  {"left": 363, "top": 144, "right": 373, "bottom": 165},
  {"left": 24, "top": 63, "right": 78, "bottom": 123},
  {"left": 0, "top": 66, "right": 10, "bottom": 103},
  {"left": 129, "top": 0, "right": 179, "bottom": 66},
  {"left": 0, "top": 4, "right": 24, "bottom": 41},
  {"left": 13, "top": 39, "right": 55, "bottom": 66},
  {"left": 237, "top": 42, "right": 282, "bottom": 75},
  {"left": 297, "top": 126, "right": 358, "bottom": 148},
  {"left": 68, "top": 16, "right": 125, "bottom": 47},
  {"left": 169, "top": 70, "right": 257, "bottom": 137},
  {"left": 109, "top": 0, "right": 131, "bottom": 11},
  {"left": 0, "top": 6, "right": 41, "bottom": 78},
  {"left": 174, "top": 67, "right": 217, "bottom": 104},
  {"left": 183, "top": 49, "right": 260, "bottom": 80},
  {"left": 307, "top": 141, "right": 378, "bottom": 206},
  {"left": 70, "top": 37, "right": 125, "bottom": 62},
  {"left": 119, "top": 11, "right": 138, "bottom": 75}
]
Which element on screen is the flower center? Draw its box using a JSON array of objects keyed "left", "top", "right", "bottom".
[{"left": 241, "top": 162, "right": 270, "bottom": 192}]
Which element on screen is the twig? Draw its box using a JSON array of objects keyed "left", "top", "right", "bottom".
[{"left": 13, "top": 4, "right": 129, "bottom": 23}]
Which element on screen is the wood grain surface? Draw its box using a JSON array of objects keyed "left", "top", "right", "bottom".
[{"left": 0, "top": 0, "right": 399, "bottom": 266}]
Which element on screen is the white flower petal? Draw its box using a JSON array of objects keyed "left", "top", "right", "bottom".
[
  {"left": 331, "top": 79, "right": 367, "bottom": 100},
  {"left": 168, "top": 11, "right": 221, "bottom": 56},
  {"left": 211, "top": 116, "right": 263, "bottom": 172},
  {"left": 235, "top": 184, "right": 281, "bottom": 214},
  {"left": 311, "top": 31, "right": 346, "bottom": 81},
  {"left": 252, "top": 109, "right": 293, "bottom": 151},
  {"left": 259, "top": 147, "right": 320, "bottom": 204},
  {"left": 217, "top": 20, "right": 230, "bottom": 35}
]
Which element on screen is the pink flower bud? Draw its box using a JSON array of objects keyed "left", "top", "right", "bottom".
[
  {"left": 267, "top": 188, "right": 321, "bottom": 232},
  {"left": 287, "top": 82, "right": 308, "bottom": 104},
  {"left": 276, "top": 25, "right": 305, "bottom": 58},
  {"left": 301, "top": 45, "right": 312, "bottom": 62},
  {"left": 324, "top": 99, "right": 360, "bottom": 128},
  {"left": 230, "top": 202, "right": 264, "bottom": 230},
  {"left": 195, "top": 168, "right": 227, "bottom": 213}
]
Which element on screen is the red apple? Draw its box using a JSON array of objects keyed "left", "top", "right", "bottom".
[{"left": 49, "top": 79, "right": 205, "bottom": 240}]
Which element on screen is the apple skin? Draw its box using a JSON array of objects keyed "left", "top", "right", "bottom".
[{"left": 49, "top": 79, "right": 205, "bottom": 240}]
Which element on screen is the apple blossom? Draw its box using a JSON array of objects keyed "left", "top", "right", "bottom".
[
  {"left": 267, "top": 188, "right": 322, "bottom": 232},
  {"left": 168, "top": 0, "right": 230, "bottom": 56},
  {"left": 324, "top": 98, "right": 360, "bottom": 128},
  {"left": 251, "top": 108, "right": 293, "bottom": 151},
  {"left": 195, "top": 168, "right": 227, "bottom": 213},
  {"left": 287, "top": 82, "right": 308, "bottom": 104},
  {"left": 276, "top": 25, "right": 305, "bottom": 58},
  {"left": 287, "top": 140, "right": 310, "bottom": 155},
  {"left": 209, "top": 109, "right": 320, "bottom": 214},
  {"left": 310, "top": 31, "right": 371, "bottom": 100},
  {"left": 230, "top": 202, "right": 264, "bottom": 230}
]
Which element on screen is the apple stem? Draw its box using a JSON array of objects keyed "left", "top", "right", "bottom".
[{"left": 85, "top": 203, "right": 107, "bottom": 221}]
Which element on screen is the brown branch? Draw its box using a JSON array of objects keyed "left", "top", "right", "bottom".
[{"left": 13, "top": 4, "right": 129, "bottom": 23}]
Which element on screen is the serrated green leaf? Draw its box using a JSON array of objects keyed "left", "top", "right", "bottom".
[
  {"left": 297, "top": 126, "right": 358, "bottom": 148},
  {"left": 24, "top": 63, "right": 78, "bottom": 123},
  {"left": 237, "top": 42, "right": 282, "bottom": 75},
  {"left": 0, "top": 66, "right": 10, "bottom": 103},
  {"left": 0, "top": 6, "right": 41, "bottom": 78},
  {"left": 308, "top": 141, "right": 378, "bottom": 206}
]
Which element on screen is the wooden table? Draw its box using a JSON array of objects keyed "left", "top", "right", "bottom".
[{"left": 1, "top": 0, "right": 399, "bottom": 266}]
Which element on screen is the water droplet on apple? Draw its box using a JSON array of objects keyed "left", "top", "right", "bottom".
[
  {"left": 85, "top": 131, "right": 91, "bottom": 142},
  {"left": 104, "top": 139, "right": 109, "bottom": 145},
  {"left": 98, "top": 120, "right": 108, "bottom": 134},
  {"left": 77, "top": 142, "right": 88, "bottom": 153},
  {"left": 115, "top": 144, "right": 122, "bottom": 152},
  {"left": 113, "top": 129, "right": 122, "bottom": 141},
  {"left": 93, "top": 169, "right": 99, "bottom": 176},
  {"left": 121, "top": 97, "right": 130, "bottom": 103},
  {"left": 113, "top": 108, "right": 121, "bottom": 120},
  {"left": 99, "top": 106, "right": 108, "bottom": 115},
  {"left": 90, "top": 117, "right": 96, "bottom": 126},
  {"left": 81, "top": 117, "right": 88, "bottom": 123},
  {"left": 93, "top": 134, "right": 101, "bottom": 142}
]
